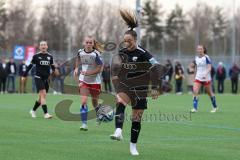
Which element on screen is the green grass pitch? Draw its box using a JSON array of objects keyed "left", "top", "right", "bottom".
[{"left": 0, "top": 94, "right": 239, "bottom": 160}]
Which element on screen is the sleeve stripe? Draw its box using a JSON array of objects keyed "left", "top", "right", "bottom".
[
  {"left": 95, "top": 54, "right": 103, "bottom": 65},
  {"left": 205, "top": 56, "right": 211, "bottom": 64},
  {"left": 137, "top": 46, "right": 146, "bottom": 53}
]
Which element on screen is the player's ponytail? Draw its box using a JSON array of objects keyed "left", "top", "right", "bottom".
[
  {"left": 203, "top": 46, "right": 207, "bottom": 54},
  {"left": 120, "top": 9, "right": 138, "bottom": 40},
  {"left": 94, "top": 40, "right": 104, "bottom": 53}
]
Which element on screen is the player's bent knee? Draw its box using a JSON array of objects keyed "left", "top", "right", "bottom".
[
  {"left": 117, "top": 93, "right": 130, "bottom": 105},
  {"left": 40, "top": 99, "right": 46, "bottom": 105},
  {"left": 193, "top": 90, "right": 198, "bottom": 96},
  {"left": 117, "top": 98, "right": 128, "bottom": 106},
  {"left": 193, "top": 87, "right": 200, "bottom": 95}
]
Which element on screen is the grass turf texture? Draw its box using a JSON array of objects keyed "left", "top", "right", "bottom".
[{"left": 0, "top": 94, "right": 239, "bottom": 160}]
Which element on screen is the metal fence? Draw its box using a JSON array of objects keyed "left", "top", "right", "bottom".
[{"left": 2, "top": 50, "right": 240, "bottom": 77}]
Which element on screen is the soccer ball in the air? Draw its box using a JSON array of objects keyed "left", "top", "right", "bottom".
[{"left": 97, "top": 104, "right": 114, "bottom": 122}]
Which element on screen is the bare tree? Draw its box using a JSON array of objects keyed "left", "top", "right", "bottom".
[
  {"left": 209, "top": 7, "right": 227, "bottom": 55},
  {"left": 101, "top": 3, "right": 126, "bottom": 44},
  {"left": 88, "top": 0, "right": 107, "bottom": 42},
  {"left": 235, "top": 8, "right": 240, "bottom": 56},
  {"left": 73, "top": 0, "right": 90, "bottom": 49},
  {"left": 78, "top": 1, "right": 126, "bottom": 48},
  {"left": 4, "top": 0, "right": 35, "bottom": 49},
  {"left": 39, "top": 0, "right": 69, "bottom": 52},
  {"left": 0, "top": 0, "right": 7, "bottom": 50},
  {"left": 188, "top": 3, "right": 213, "bottom": 51}
]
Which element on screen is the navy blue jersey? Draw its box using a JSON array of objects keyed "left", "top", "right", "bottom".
[
  {"left": 118, "top": 46, "right": 153, "bottom": 78},
  {"left": 26, "top": 52, "right": 55, "bottom": 79}
]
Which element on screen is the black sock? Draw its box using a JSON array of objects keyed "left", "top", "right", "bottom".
[
  {"left": 42, "top": 104, "right": 48, "bottom": 114},
  {"left": 33, "top": 101, "right": 41, "bottom": 111},
  {"left": 131, "top": 121, "right": 141, "bottom": 143},
  {"left": 115, "top": 102, "right": 126, "bottom": 129},
  {"left": 95, "top": 104, "right": 100, "bottom": 114}
]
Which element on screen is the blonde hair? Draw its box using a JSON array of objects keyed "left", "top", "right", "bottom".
[
  {"left": 85, "top": 36, "right": 104, "bottom": 53},
  {"left": 94, "top": 40, "right": 104, "bottom": 53}
]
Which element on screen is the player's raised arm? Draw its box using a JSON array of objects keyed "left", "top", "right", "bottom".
[{"left": 24, "top": 55, "right": 36, "bottom": 77}]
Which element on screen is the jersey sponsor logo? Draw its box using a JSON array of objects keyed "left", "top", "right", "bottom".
[
  {"left": 40, "top": 61, "right": 50, "bottom": 65},
  {"left": 132, "top": 56, "right": 138, "bottom": 62},
  {"left": 122, "top": 63, "right": 137, "bottom": 70},
  {"left": 80, "top": 55, "right": 96, "bottom": 64}
]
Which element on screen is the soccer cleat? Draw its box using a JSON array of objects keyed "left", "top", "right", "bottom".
[
  {"left": 190, "top": 108, "right": 198, "bottom": 113},
  {"left": 44, "top": 113, "right": 53, "bottom": 119},
  {"left": 80, "top": 124, "right": 88, "bottom": 131},
  {"left": 110, "top": 129, "right": 123, "bottom": 141},
  {"left": 210, "top": 108, "right": 218, "bottom": 113},
  {"left": 30, "top": 110, "right": 37, "bottom": 118},
  {"left": 130, "top": 143, "right": 139, "bottom": 156}
]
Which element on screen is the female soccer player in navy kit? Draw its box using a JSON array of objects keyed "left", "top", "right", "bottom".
[
  {"left": 25, "top": 41, "right": 55, "bottom": 119},
  {"left": 110, "top": 10, "right": 165, "bottom": 156},
  {"left": 191, "top": 45, "right": 218, "bottom": 113},
  {"left": 74, "top": 36, "right": 103, "bottom": 131}
]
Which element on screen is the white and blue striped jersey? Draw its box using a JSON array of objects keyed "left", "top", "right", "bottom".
[
  {"left": 77, "top": 49, "right": 103, "bottom": 84},
  {"left": 195, "top": 55, "right": 211, "bottom": 81}
]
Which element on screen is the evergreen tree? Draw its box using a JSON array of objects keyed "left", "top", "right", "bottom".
[{"left": 142, "top": 0, "right": 163, "bottom": 51}]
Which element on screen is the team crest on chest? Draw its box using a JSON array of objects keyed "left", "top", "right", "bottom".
[{"left": 47, "top": 57, "right": 51, "bottom": 60}]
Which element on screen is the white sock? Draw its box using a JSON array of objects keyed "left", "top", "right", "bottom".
[
  {"left": 115, "top": 128, "right": 122, "bottom": 135},
  {"left": 130, "top": 142, "right": 136, "bottom": 149},
  {"left": 130, "top": 142, "right": 139, "bottom": 155}
]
